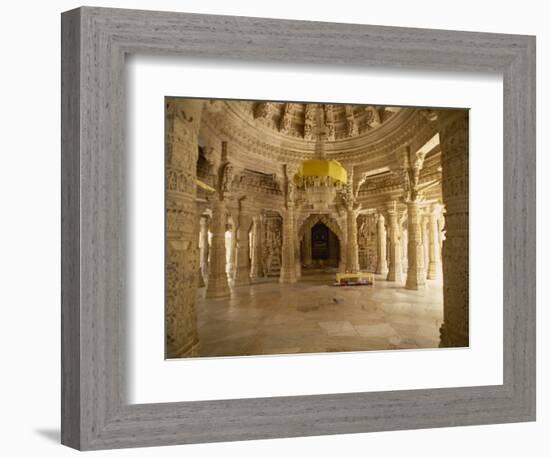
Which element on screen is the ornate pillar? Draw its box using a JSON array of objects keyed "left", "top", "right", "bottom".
[
  {"left": 438, "top": 110, "right": 469, "bottom": 347},
  {"left": 227, "top": 221, "right": 237, "bottom": 279},
  {"left": 280, "top": 166, "right": 297, "bottom": 283},
  {"left": 401, "top": 225, "right": 408, "bottom": 274},
  {"left": 199, "top": 216, "right": 210, "bottom": 284},
  {"left": 234, "top": 212, "right": 252, "bottom": 286},
  {"left": 280, "top": 207, "right": 297, "bottom": 283},
  {"left": 345, "top": 207, "right": 360, "bottom": 272},
  {"left": 250, "top": 216, "right": 263, "bottom": 279},
  {"left": 385, "top": 202, "right": 404, "bottom": 283},
  {"left": 205, "top": 198, "right": 231, "bottom": 299},
  {"left": 165, "top": 99, "right": 203, "bottom": 358},
  {"left": 405, "top": 201, "right": 426, "bottom": 290},
  {"left": 280, "top": 206, "right": 297, "bottom": 283},
  {"left": 427, "top": 204, "right": 443, "bottom": 280},
  {"left": 422, "top": 215, "right": 430, "bottom": 278},
  {"left": 375, "top": 213, "right": 388, "bottom": 275},
  {"left": 342, "top": 166, "right": 361, "bottom": 273}
]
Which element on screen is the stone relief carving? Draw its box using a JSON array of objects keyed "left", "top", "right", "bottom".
[
  {"left": 340, "top": 168, "right": 361, "bottom": 213},
  {"left": 286, "top": 179, "right": 296, "bottom": 205},
  {"left": 261, "top": 212, "right": 283, "bottom": 276},
  {"left": 324, "top": 104, "right": 336, "bottom": 141},
  {"left": 231, "top": 169, "right": 283, "bottom": 196},
  {"left": 367, "top": 106, "right": 382, "bottom": 127},
  {"left": 228, "top": 100, "right": 407, "bottom": 142},
  {"left": 345, "top": 106, "right": 358, "bottom": 137},
  {"left": 220, "top": 162, "right": 234, "bottom": 197},
  {"left": 165, "top": 98, "right": 203, "bottom": 358},
  {"left": 357, "top": 213, "right": 377, "bottom": 271},
  {"left": 303, "top": 104, "right": 315, "bottom": 140},
  {"left": 200, "top": 105, "right": 431, "bottom": 165},
  {"left": 253, "top": 102, "right": 281, "bottom": 130},
  {"left": 279, "top": 103, "right": 296, "bottom": 134},
  {"left": 254, "top": 101, "right": 276, "bottom": 119},
  {"left": 395, "top": 145, "right": 428, "bottom": 203},
  {"left": 166, "top": 243, "right": 199, "bottom": 354},
  {"left": 437, "top": 110, "right": 469, "bottom": 347},
  {"left": 166, "top": 99, "right": 194, "bottom": 124},
  {"left": 360, "top": 108, "right": 375, "bottom": 131}
]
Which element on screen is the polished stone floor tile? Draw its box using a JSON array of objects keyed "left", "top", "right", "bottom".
[
  {"left": 318, "top": 321, "right": 358, "bottom": 337},
  {"left": 193, "top": 271, "right": 444, "bottom": 358}
]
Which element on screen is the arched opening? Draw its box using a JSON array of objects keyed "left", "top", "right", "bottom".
[
  {"left": 299, "top": 214, "right": 345, "bottom": 273},
  {"left": 310, "top": 222, "right": 340, "bottom": 268}
]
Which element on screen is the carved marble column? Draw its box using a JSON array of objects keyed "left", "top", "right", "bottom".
[
  {"left": 345, "top": 207, "right": 360, "bottom": 272},
  {"left": 401, "top": 226, "right": 408, "bottom": 274},
  {"left": 405, "top": 201, "right": 426, "bottom": 290},
  {"left": 199, "top": 216, "right": 210, "bottom": 285},
  {"left": 375, "top": 213, "right": 388, "bottom": 275},
  {"left": 385, "top": 202, "right": 404, "bottom": 283},
  {"left": 205, "top": 198, "right": 231, "bottom": 299},
  {"left": 280, "top": 205, "right": 297, "bottom": 283},
  {"left": 422, "top": 216, "right": 430, "bottom": 278},
  {"left": 234, "top": 212, "right": 252, "bottom": 286},
  {"left": 438, "top": 109, "right": 469, "bottom": 348},
  {"left": 250, "top": 216, "right": 263, "bottom": 279},
  {"left": 165, "top": 99, "right": 203, "bottom": 358},
  {"left": 427, "top": 204, "right": 443, "bottom": 280},
  {"left": 280, "top": 167, "right": 297, "bottom": 283},
  {"left": 227, "top": 221, "right": 237, "bottom": 279}
]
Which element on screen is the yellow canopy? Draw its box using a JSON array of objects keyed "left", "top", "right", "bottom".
[{"left": 296, "top": 159, "right": 347, "bottom": 184}]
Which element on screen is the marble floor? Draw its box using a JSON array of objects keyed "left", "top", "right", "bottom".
[{"left": 195, "top": 269, "right": 443, "bottom": 358}]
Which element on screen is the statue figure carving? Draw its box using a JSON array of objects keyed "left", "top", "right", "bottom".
[
  {"left": 261, "top": 212, "right": 283, "bottom": 276},
  {"left": 324, "top": 104, "right": 336, "bottom": 141},
  {"left": 279, "top": 103, "right": 295, "bottom": 134},
  {"left": 345, "top": 106, "right": 358, "bottom": 137},
  {"left": 287, "top": 180, "right": 295, "bottom": 205},
  {"left": 220, "top": 163, "right": 234, "bottom": 197},
  {"left": 304, "top": 105, "right": 315, "bottom": 140}
]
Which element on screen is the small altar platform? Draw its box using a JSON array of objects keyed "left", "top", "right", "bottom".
[{"left": 334, "top": 271, "right": 375, "bottom": 286}]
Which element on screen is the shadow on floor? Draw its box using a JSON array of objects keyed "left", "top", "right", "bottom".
[{"left": 35, "top": 428, "right": 60, "bottom": 443}]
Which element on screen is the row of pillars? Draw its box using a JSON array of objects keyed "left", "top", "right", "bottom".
[
  {"left": 379, "top": 202, "right": 443, "bottom": 289},
  {"left": 199, "top": 201, "right": 265, "bottom": 299},
  {"left": 201, "top": 199, "right": 442, "bottom": 295}
]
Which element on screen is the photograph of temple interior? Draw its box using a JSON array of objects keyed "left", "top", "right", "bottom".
[{"left": 165, "top": 97, "right": 469, "bottom": 359}]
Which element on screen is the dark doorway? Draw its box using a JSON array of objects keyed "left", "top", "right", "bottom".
[{"left": 311, "top": 223, "right": 340, "bottom": 267}]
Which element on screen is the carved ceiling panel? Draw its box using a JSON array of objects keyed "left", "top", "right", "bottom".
[{"left": 249, "top": 102, "right": 399, "bottom": 140}]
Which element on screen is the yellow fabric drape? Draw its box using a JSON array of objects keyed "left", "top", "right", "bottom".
[{"left": 296, "top": 159, "right": 347, "bottom": 184}]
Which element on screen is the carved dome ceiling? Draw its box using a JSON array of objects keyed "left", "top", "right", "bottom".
[
  {"left": 200, "top": 100, "right": 427, "bottom": 172},
  {"left": 225, "top": 101, "right": 401, "bottom": 142}
]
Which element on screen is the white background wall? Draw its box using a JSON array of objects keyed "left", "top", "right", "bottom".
[{"left": 0, "top": 0, "right": 546, "bottom": 456}]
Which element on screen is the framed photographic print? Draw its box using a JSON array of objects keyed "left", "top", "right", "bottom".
[
  {"left": 164, "top": 97, "right": 463, "bottom": 360},
  {"left": 61, "top": 6, "right": 536, "bottom": 450}
]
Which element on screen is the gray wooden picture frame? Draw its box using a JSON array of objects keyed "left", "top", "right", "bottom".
[{"left": 61, "top": 6, "right": 536, "bottom": 451}]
